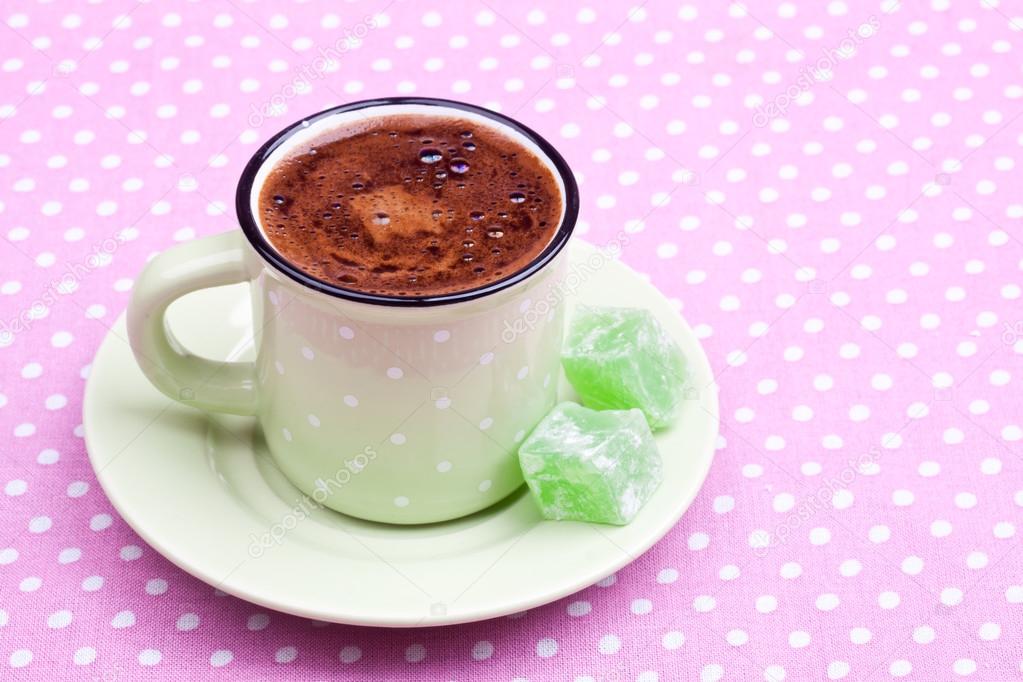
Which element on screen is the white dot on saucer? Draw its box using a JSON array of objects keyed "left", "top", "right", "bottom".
[
  {"left": 478, "top": 479, "right": 492, "bottom": 492},
  {"left": 390, "top": 433, "right": 406, "bottom": 445},
  {"left": 394, "top": 496, "right": 410, "bottom": 507},
  {"left": 338, "top": 326, "right": 355, "bottom": 339},
  {"left": 514, "top": 429, "right": 526, "bottom": 442},
  {"left": 480, "top": 352, "right": 494, "bottom": 364},
  {"left": 436, "top": 460, "right": 452, "bottom": 473},
  {"left": 307, "top": 414, "right": 320, "bottom": 427},
  {"left": 435, "top": 397, "right": 451, "bottom": 409},
  {"left": 301, "top": 347, "right": 314, "bottom": 360},
  {"left": 282, "top": 428, "right": 292, "bottom": 442},
  {"left": 517, "top": 366, "right": 530, "bottom": 380},
  {"left": 479, "top": 417, "right": 493, "bottom": 430},
  {"left": 343, "top": 395, "right": 358, "bottom": 407},
  {"left": 274, "top": 361, "right": 284, "bottom": 375},
  {"left": 387, "top": 367, "right": 403, "bottom": 379},
  {"left": 434, "top": 330, "right": 450, "bottom": 343}
]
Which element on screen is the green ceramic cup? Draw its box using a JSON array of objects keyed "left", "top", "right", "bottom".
[{"left": 127, "top": 98, "right": 579, "bottom": 524}]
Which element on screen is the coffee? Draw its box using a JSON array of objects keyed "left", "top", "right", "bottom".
[{"left": 258, "top": 114, "right": 563, "bottom": 297}]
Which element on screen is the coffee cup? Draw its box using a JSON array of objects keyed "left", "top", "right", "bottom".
[{"left": 127, "top": 98, "right": 579, "bottom": 524}]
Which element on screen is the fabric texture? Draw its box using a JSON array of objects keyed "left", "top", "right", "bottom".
[{"left": 1, "top": 0, "right": 1022, "bottom": 679}]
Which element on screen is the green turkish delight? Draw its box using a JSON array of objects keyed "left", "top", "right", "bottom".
[
  {"left": 562, "top": 305, "right": 687, "bottom": 429},
  {"left": 518, "top": 402, "right": 661, "bottom": 525}
]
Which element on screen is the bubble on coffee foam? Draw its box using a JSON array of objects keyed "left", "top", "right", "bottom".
[{"left": 419, "top": 148, "right": 443, "bottom": 164}]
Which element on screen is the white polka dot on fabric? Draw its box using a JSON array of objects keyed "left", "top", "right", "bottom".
[
  {"left": 535, "top": 638, "right": 558, "bottom": 657},
  {"left": 247, "top": 614, "right": 270, "bottom": 631},
  {"left": 9, "top": 650, "right": 32, "bottom": 668},
  {"left": 471, "top": 641, "right": 494, "bottom": 661},
  {"left": 209, "top": 650, "right": 233, "bottom": 667},
  {"left": 138, "top": 649, "right": 161, "bottom": 666},
  {"left": 657, "top": 568, "right": 679, "bottom": 584},
  {"left": 176, "top": 613, "right": 199, "bottom": 631},
  {"left": 661, "top": 631, "right": 684, "bottom": 650}
]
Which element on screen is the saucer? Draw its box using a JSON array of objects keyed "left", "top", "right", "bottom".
[{"left": 83, "top": 240, "right": 719, "bottom": 627}]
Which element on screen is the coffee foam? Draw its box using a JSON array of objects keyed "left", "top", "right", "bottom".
[{"left": 252, "top": 105, "right": 566, "bottom": 298}]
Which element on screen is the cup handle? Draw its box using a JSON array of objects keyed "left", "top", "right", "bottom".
[{"left": 127, "top": 230, "right": 259, "bottom": 416}]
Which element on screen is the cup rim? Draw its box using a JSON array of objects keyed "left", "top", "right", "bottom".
[{"left": 235, "top": 97, "right": 580, "bottom": 308}]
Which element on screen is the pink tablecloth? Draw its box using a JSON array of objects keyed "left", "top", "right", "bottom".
[{"left": 2, "top": 0, "right": 1022, "bottom": 679}]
